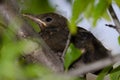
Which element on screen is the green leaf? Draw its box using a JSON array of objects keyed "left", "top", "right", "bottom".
[
  {"left": 110, "top": 66, "right": 120, "bottom": 80},
  {"left": 102, "top": 11, "right": 111, "bottom": 21},
  {"left": 18, "top": 0, "right": 54, "bottom": 14},
  {"left": 93, "top": 0, "right": 111, "bottom": 25},
  {"left": 118, "top": 36, "right": 120, "bottom": 45},
  {"left": 96, "top": 66, "right": 112, "bottom": 80},
  {"left": 71, "top": 0, "right": 90, "bottom": 22},
  {"left": 64, "top": 43, "right": 82, "bottom": 71},
  {"left": 84, "top": 2, "right": 94, "bottom": 19},
  {"left": 70, "top": 0, "right": 91, "bottom": 34},
  {"left": 115, "top": 0, "right": 120, "bottom": 7},
  {"left": 68, "top": 22, "right": 77, "bottom": 35}
]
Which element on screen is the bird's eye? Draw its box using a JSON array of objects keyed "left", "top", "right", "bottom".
[{"left": 45, "top": 17, "right": 53, "bottom": 22}]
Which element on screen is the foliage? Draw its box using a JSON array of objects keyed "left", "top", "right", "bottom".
[
  {"left": 95, "top": 65, "right": 120, "bottom": 80},
  {"left": 115, "top": 0, "right": 120, "bottom": 7},
  {"left": 64, "top": 43, "right": 82, "bottom": 71},
  {"left": 118, "top": 36, "right": 120, "bottom": 45},
  {"left": 70, "top": 0, "right": 91, "bottom": 34},
  {"left": 110, "top": 65, "right": 120, "bottom": 80},
  {"left": 96, "top": 66, "right": 112, "bottom": 80},
  {"left": 17, "top": 0, "right": 54, "bottom": 14},
  {"left": 69, "top": 0, "right": 112, "bottom": 34}
]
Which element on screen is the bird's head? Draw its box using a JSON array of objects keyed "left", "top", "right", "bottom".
[
  {"left": 23, "top": 13, "right": 68, "bottom": 31},
  {"left": 23, "top": 13, "right": 69, "bottom": 52}
]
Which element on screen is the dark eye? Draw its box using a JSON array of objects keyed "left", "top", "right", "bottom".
[{"left": 45, "top": 17, "right": 53, "bottom": 22}]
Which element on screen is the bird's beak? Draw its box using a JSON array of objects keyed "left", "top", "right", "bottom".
[{"left": 22, "top": 14, "right": 46, "bottom": 30}]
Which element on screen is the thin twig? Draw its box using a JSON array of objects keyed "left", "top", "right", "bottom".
[
  {"left": 105, "top": 24, "right": 116, "bottom": 29},
  {"left": 108, "top": 4, "right": 120, "bottom": 34},
  {"left": 62, "top": 32, "right": 71, "bottom": 61},
  {"left": 68, "top": 54, "right": 120, "bottom": 76}
]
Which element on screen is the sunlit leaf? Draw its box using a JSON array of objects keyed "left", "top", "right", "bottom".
[
  {"left": 70, "top": 0, "right": 91, "bottom": 34},
  {"left": 68, "top": 22, "right": 77, "bottom": 35},
  {"left": 84, "top": 0, "right": 94, "bottom": 19},
  {"left": 71, "top": 0, "right": 90, "bottom": 22},
  {"left": 96, "top": 66, "right": 112, "bottom": 80},
  {"left": 64, "top": 43, "right": 82, "bottom": 70},
  {"left": 102, "top": 11, "right": 111, "bottom": 21},
  {"left": 93, "top": 0, "right": 111, "bottom": 25}
]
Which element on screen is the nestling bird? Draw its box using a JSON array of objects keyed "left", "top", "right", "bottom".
[{"left": 23, "top": 13, "right": 110, "bottom": 66}]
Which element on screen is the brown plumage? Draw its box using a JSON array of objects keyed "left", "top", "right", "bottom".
[
  {"left": 71, "top": 27, "right": 109, "bottom": 64},
  {"left": 23, "top": 13, "right": 110, "bottom": 65}
]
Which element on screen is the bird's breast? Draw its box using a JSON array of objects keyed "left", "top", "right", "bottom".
[{"left": 40, "top": 27, "right": 69, "bottom": 52}]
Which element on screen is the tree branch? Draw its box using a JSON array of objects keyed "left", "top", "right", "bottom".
[
  {"left": 108, "top": 4, "right": 120, "bottom": 34},
  {"left": 68, "top": 54, "right": 120, "bottom": 76}
]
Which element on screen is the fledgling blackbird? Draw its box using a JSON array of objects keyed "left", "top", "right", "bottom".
[{"left": 23, "top": 13, "right": 110, "bottom": 66}]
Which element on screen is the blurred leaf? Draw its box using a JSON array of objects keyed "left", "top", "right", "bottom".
[
  {"left": 71, "top": 0, "right": 91, "bottom": 22},
  {"left": 23, "top": 64, "right": 77, "bottom": 80},
  {"left": 84, "top": 2, "right": 94, "bottom": 19},
  {"left": 110, "top": 65, "right": 120, "bottom": 80},
  {"left": 18, "top": 0, "right": 54, "bottom": 14},
  {"left": 93, "top": 0, "right": 111, "bottom": 25},
  {"left": 41, "top": 75, "right": 75, "bottom": 80},
  {"left": 64, "top": 43, "right": 82, "bottom": 70},
  {"left": 68, "top": 22, "right": 77, "bottom": 35},
  {"left": 115, "top": 0, "right": 120, "bottom": 7},
  {"left": 25, "top": 18, "right": 40, "bottom": 33},
  {"left": 0, "top": 23, "right": 40, "bottom": 79},
  {"left": 70, "top": 0, "right": 91, "bottom": 34},
  {"left": 102, "top": 11, "right": 111, "bottom": 21},
  {"left": 23, "top": 64, "right": 51, "bottom": 78},
  {"left": 110, "top": 71, "right": 120, "bottom": 80},
  {"left": 96, "top": 66, "right": 112, "bottom": 80},
  {"left": 118, "top": 36, "right": 120, "bottom": 45},
  {"left": 0, "top": 30, "right": 25, "bottom": 80}
]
